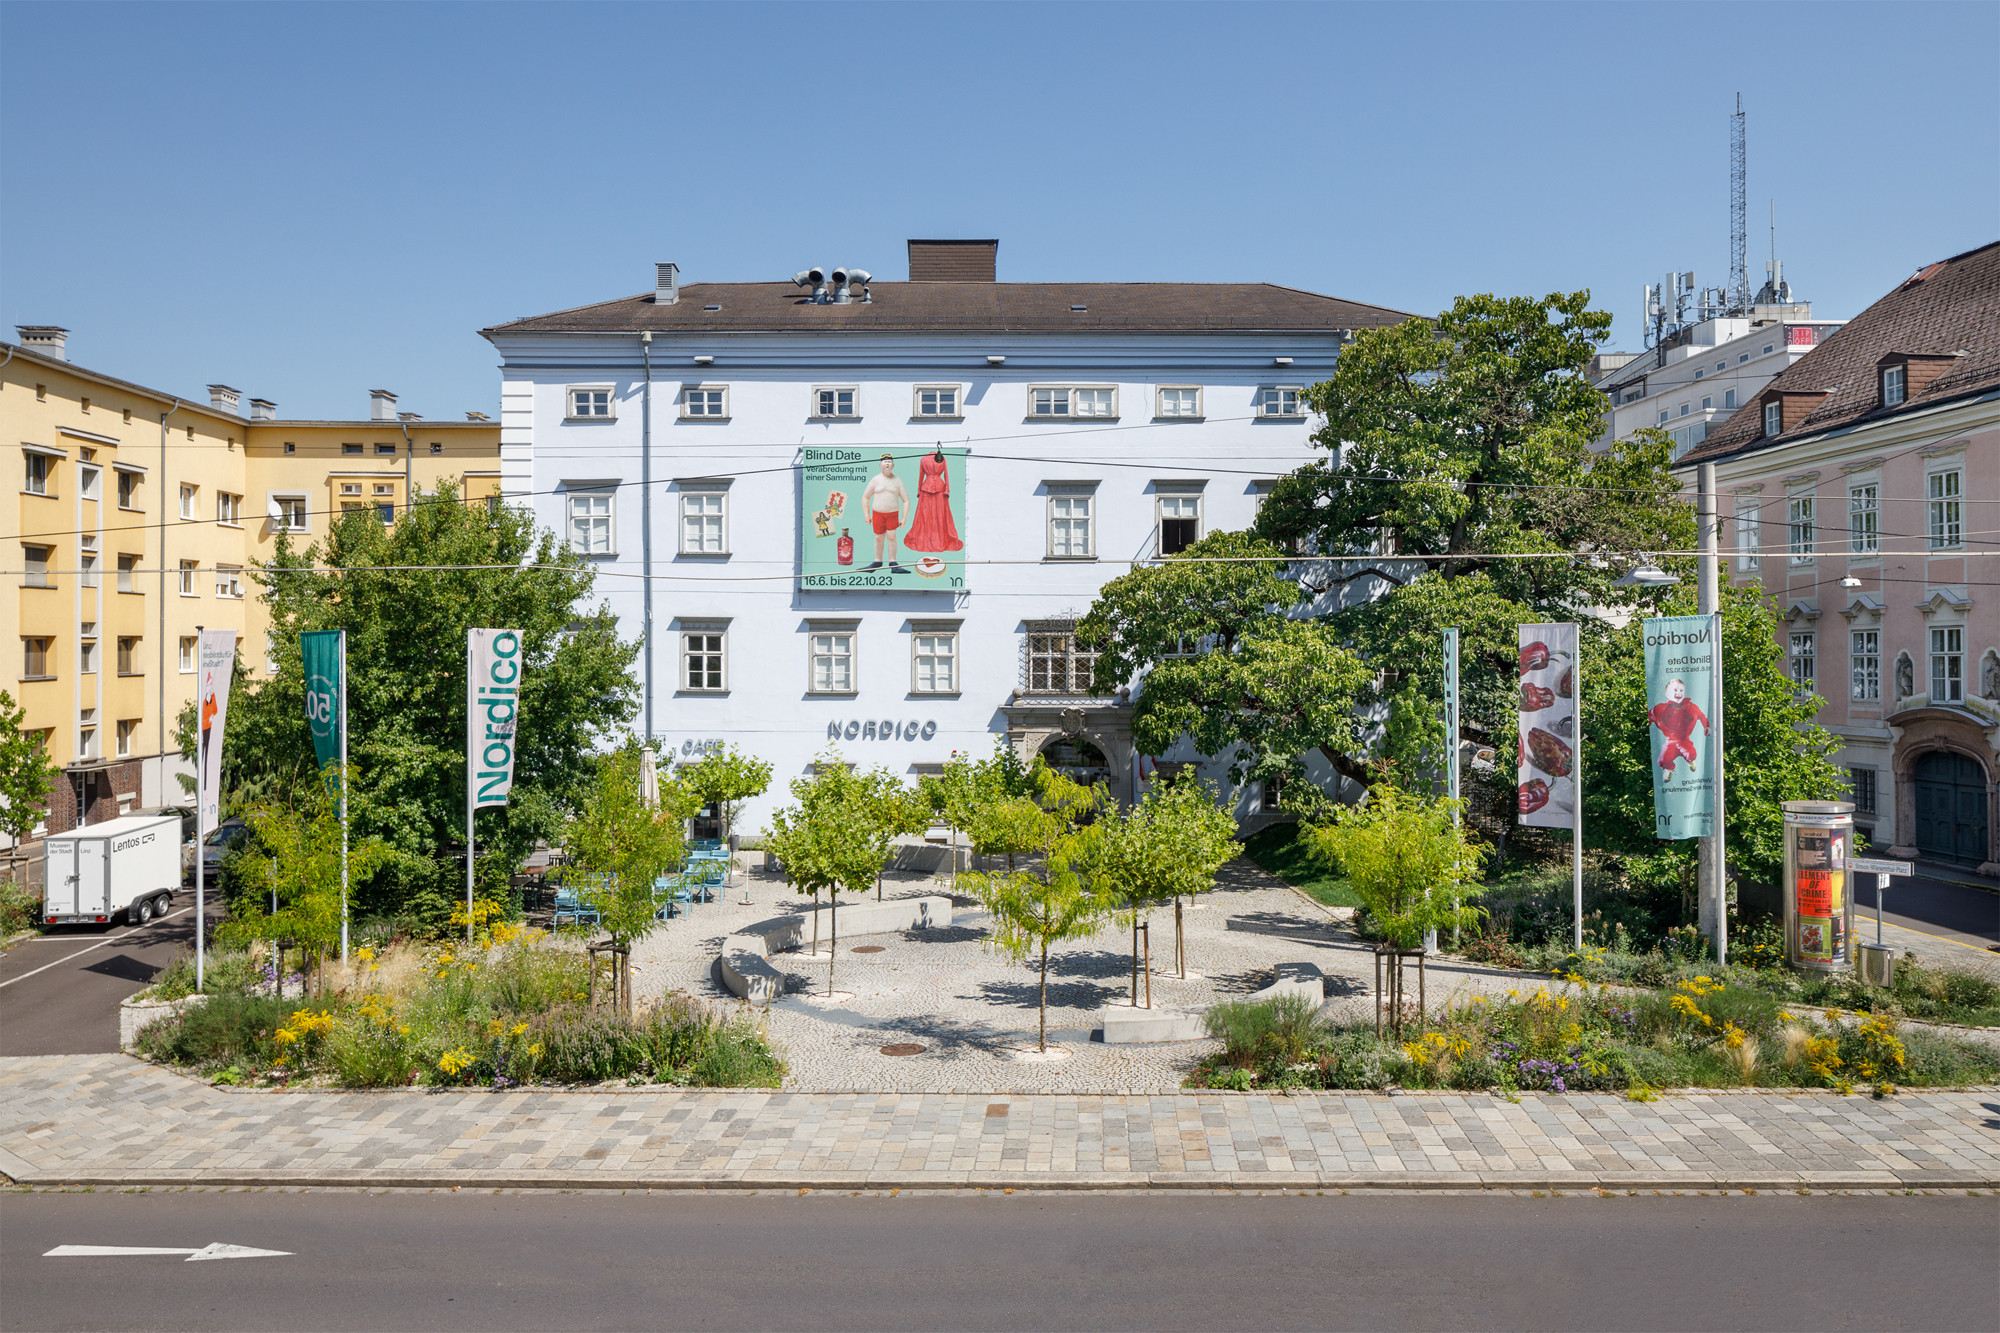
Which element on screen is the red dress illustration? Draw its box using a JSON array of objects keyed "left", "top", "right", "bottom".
[{"left": 902, "top": 453, "right": 963, "bottom": 552}]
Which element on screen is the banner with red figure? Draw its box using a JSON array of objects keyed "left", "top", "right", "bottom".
[
  {"left": 1643, "top": 614, "right": 1719, "bottom": 840},
  {"left": 1516, "top": 622, "right": 1577, "bottom": 829}
]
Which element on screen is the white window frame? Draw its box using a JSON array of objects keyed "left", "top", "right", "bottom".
[
  {"left": 679, "top": 623, "right": 727, "bottom": 693},
  {"left": 21, "top": 544, "right": 53, "bottom": 589},
  {"left": 1259, "top": 386, "right": 1305, "bottom": 418},
  {"left": 179, "top": 483, "right": 197, "bottom": 519},
  {"left": 1046, "top": 487, "right": 1097, "bottom": 560},
  {"left": 1734, "top": 501, "right": 1761, "bottom": 571},
  {"left": 910, "top": 621, "right": 961, "bottom": 696},
  {"left": 116, "top": 554, "right": 139, "bottom": 594},
  {"left": 1763, "top": 401, "right": 1782, "bottom": 437},
  {"left": 116, "top": 718, "right": 135, "bottom": 757},
  {"left": 79, "top": 464, "right": 100, "bottom": 501},
  {"left": 179, "top": 636, "right": 196, "bottom": 673},
  {"left": 1848, "top": 484, "right": 1878, "bottom": 554},
  {"left": 811, "top": 386, "right": 859, "bottom": 420},
  {"left": 1070, "top": 386, "right": 1117, "bottom": 420},
  {"left": 1725, "top": 388, "right": 1737, "bottom": 409},
  {"left": 679, "top": 488, "right": 728, "bottom": 556},
  {"left": 913, "top": 385, "right": 962, "bottom": 420},
  {"left": 116, "top": 468, "right": 140, "bottom": 510},
  {"left": 215, "top": 565, "right": 244, "bottom": 600},
  {"left": 79, "top": 537, "right": 98, "bottom": 589},
  {"left": 1155, "top": 386, "right": 1202, "bottom": 420},
  {"left": 179, "top": 560, "right": 199, "bottom": 596},
  {"left": 681, "top": 385, "right": 729, "bottom": 420},
  {"left": 807, "top": 621, "right": 858, "bottom": 695},
  {"left": 1882, "top": 364, "right": 1906, "bottom": 408},
  {"left": 1850, "top": 629, "right": 1879, "bottom": 702},
  {"left": 566, "top": 385, "right": 615, "bottom": 421},
  {"left": 271, "top": 493, "right": 310, "bottom": 534},
  {"left": 1788, "top": 631, "right": 1815, "bottom": 695},
  {"left": 566, "top": 489, "right": 615, "bottom": 556},
  {"left": 23, "top": 450, "right": 52, "bottom": 496},
  {"left": 1157, "top": 489, "right": 1203, "bottom": 556},
  {"left": 116, "top": 635, "right": 141, "bottom": 677},
  {"left": 79, "top": 637, "right": 98, "bottom": 674},
  {"left": 22, "top": 636, "right": 52, "bottom": 678},
  {"left": 1927, "top": 469, "right": 1962, "bottom": 549},
  {"left": 1787, "top": 494, "right": 1815, "bottom": 565},
  {"left": 1930, "top": 625, "right": 1963, "bottom": 703},
  {"left": 1024, "top": 619, "right": 1100, "bottom": 695},
  {"left": 216, "top": 491, "right": 242, "bottom": 527},
  {"left": 1029, "top": 386, "right": 1071, "bottom": 418}
]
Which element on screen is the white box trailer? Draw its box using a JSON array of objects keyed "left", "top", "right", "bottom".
[{"left": 43, "top": 813, "right": 183, "bottom": 928}]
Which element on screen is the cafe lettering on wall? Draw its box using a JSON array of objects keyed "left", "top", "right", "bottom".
[{"left": 828, "top": 719, "right": 939, "bottom": 742}]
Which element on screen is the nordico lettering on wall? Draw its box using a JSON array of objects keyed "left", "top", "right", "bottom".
[
  {"left": 468, "top": 629, "right": 523, "bottom": 809},
  {"left": 826, "top": 718, "right": 940, "bottom": 742},
  {"left": 800, "top": 446, "right": 968, "bottom": 590}
]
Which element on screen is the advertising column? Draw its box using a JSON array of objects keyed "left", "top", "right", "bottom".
[
  {"left": 193, "top": 628, "right": 237, "bottom": 989},
  {"left": 1783, "top": 800, "right": 1855, "bottom": 971}
]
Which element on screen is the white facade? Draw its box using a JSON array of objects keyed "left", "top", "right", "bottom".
[
  {"left": 487, "top": 275, "right": 1395, "bottom": 834},
  {"left": 1595, "top": 308, "right": 1842, "bottom": 461}
]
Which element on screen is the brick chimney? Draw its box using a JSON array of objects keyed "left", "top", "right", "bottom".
[
  {"left": 370, "top": 389, "right": 397, "bottom": 421},
  {"left": 16, "top": 325, "right": 69, "bottom": 360},
  {"left": 907, "top": 239, "right": 998, "bottom": 282}
]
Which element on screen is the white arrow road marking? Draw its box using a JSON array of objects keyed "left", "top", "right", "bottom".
[{"left": 44, "top": 1243, "right": 292, "bottom": 1261}]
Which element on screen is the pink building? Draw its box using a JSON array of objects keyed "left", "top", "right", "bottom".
[{"left": 1676, "top": 241, "right": 1999, "bottom": 873}]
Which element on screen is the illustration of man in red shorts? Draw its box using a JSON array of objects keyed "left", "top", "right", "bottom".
[
  {"left": 1648, "top": 677, "right": 1710, "bottom": 773},
  {"left": 859, "top": 454, "right": 910, "bottom": 572}
]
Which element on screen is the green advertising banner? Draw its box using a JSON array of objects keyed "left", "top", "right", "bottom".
[
  {"left": 302, "top": 629, "right": 344, "bottom": 776},
  {"left": 800, "top": 446, "right": 968, "bottom": 590},
  {"left": 1644, "top": 614, "right": 1719, "bottom": 840}
]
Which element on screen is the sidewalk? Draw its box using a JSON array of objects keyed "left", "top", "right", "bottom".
[{"left": 3, "top": 1055, "right": 1996, "bottom": 1192}]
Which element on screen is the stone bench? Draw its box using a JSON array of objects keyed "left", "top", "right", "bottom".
[{"left": 718, "top": 895, "right": 954, "bottom": 1004}]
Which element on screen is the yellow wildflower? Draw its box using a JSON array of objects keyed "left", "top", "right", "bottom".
[
  {"left": 438, "top": 1047, "right": 474, "bottom": 1076},
  {"left": 511, "top": 1023, "right": 529, "bottom": 1037}
]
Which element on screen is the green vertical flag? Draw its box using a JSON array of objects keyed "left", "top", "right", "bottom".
[
  {"left": 302, "top": 630, "right": 344, "bottom": 778},
  {"left": 1644, "top": 614, "right": 1719, "bottom": 840}
]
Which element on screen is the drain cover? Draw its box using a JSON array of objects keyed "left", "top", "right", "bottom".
[
  {"left": 852, "top": 945, "right": 886, "bottom": 953},
  {"left": 879, "top": 1043, "right": 926, "bottom": 1057}
]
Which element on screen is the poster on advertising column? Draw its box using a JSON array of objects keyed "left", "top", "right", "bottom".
[
  {"left": 1644, "top": 614, "right": 1719, "bottom": 840},
  {"left": 1516, "top": 623, "right": 1577, "bottom": 829},
  {"left": 800, "top": 446, "right": 968, "bottom": 590}
]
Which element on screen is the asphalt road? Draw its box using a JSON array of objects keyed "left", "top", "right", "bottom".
[
  {"left": 0, "top": 899, "right": 224, "bottom": 1056},
  {"left": 3, "top": 1189, "right": 1996, "bottom": 1331},
  {"left": 1866, "top": 867, "right": 1999, "bottom": 949}
]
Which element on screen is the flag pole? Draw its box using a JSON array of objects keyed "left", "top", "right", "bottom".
[
  {"left": 1573, "top": 629, "right": 1584, "bottom": 952},
  {"left": 194, "top": 623, "right": 205, "bottom": 993},
  {"left": 339, "top": 628, "right": 349, "bottom": 963},
  {"left": 465, "top": 632, "right": 475, "bottom": 946}
]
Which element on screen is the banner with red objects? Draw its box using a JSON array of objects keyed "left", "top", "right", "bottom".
[
  {"left": 1643, "top": 614, "right": 1719, "bottom": 840},
  {"left": 1516, "top": 623, "right": 1577, "bottom": 829}
]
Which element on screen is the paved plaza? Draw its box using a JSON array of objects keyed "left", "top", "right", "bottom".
[{"left": 2, "top": 1053, "right": 1996, "bottom": 1191}]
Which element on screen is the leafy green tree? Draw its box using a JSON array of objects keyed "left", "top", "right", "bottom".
[
  {"left": 1096, "top": 777, "right": 1241, "bottom": 986},
  {"left": 0, "top": 689, "right": 56, "bottom": 852},
  {"left": 676, "top": 744, "right": 773, "bottom": 842},
  {"left": 962, "top": 766, "right": 1112, "bottom": 1051},
  {"left": 219, "top": 482, "right": 638, "bottom": 930},
  {"left": 564, "top": 743, "right": 698, "bottom": 955},
  {"left": 1302, "top": 785, "right": 1488, "bottom": 949},
  {"left": 761, "top": 754, "right": 899, "bottom": 993},
  {"left": 924, "top": 741, "right": 1039, "bottom": 875},
  {"left": 858, "top": 768, "right": 932, "bottom": 901}
]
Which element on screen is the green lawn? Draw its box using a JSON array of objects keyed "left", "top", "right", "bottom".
[{"left": 1241, "top": 823, "right": 1361, "bottom": 908}]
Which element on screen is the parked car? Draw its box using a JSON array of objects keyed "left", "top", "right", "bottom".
[{"left": 201, "top": 818, "right": 252, "bottom": 879}]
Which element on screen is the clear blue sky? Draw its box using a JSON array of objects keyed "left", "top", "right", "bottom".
[{"left": 3, "top": 1, "right": 1994, "bottom": 421}]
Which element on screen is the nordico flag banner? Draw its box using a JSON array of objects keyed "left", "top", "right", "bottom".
[
  {"left": 468, "top": 629, "right": 523, "bottom": 810},
  {"left": 1644, "top": 614, "right": 1719, "bottom": 840},
  {"left": 195, "top": 629, "right": 239, "bottom": 831},
  {"left": 1516, "top": 622, "right": 1578, "bottom": 830},
  {"left": 301, "top": 630, "right": 344, "bottom": 777}
]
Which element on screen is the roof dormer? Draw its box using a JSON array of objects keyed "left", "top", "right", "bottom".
[
  {"left": 1756, "top": 385, "right": 1832, "bottom": 439},
  {"left": 1874, "top": 350, "right": 1963, "bottom": 409}
]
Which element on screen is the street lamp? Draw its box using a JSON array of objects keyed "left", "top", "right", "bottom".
[{"left": 1612, "top": 558, "right": 1680, "bottom": 588}]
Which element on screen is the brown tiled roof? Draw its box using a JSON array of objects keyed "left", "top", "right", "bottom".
[
  {"left": 482, "top": 282, "right": 1416, "bottom": 336},
  {"left": 1677, "top": 239, "right": 2000, "bottom": 467}
]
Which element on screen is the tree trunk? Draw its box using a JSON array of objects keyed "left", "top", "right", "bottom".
[
  {"left": 1038, "top": 938, "right": 1049, "bottom": 1052},
  {"left": 1176, "top": 897, "right": 1185, "bottom": 978},
  {"left": 829, "top": 892, "right": 838, "bottom": 995},
  {"left": 1131, "top": 912, "right": 1139, "bottom": 1004}
]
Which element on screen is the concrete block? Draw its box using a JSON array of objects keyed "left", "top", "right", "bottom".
[
  {"left": 717, "top": 896, "right": 953, "bottom": 1003},
  {"left": 120, "top": 994, "right": 204, "bottom": 1049},
  {"left": 1101, "top": 1002, "right": 1208, "bottom": 1044},
  {"left": 1248, "top": 961, "right": 1326, "bottom": 1008}
]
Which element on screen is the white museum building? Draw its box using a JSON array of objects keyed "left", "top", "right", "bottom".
[{"left": 483, "top": 240, "right": 1411, "bottom": 831}]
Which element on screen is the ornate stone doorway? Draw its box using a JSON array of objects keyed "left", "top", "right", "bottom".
[{"left": 1912, "top": 751, "right": 1990, "bottom": 865}]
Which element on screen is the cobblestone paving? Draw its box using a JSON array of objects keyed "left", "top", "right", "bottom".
[
  {"left": 628, "top": 858, "right": 1533, "bottom": 1093},
  {"left": 2, "top": 1054, "right": 1995, "bottom": 1190}
]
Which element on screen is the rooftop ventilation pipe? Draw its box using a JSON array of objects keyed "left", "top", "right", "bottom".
[
  {"left": 208, "top": 384, "right": 242, "bottom": 414},
  {"left": 249, "top": 398, "right": 277, "bottom": 421},
  {"left": 655, "top": 262, "right": 680, "bottom": 305},
  {"left": 370, "top": 389, "right": 397, "bottom": 421}
]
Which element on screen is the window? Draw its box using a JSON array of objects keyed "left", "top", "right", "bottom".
[
  {"left": 116, "top": 718, "right": 137, "bottom": 758},
  {"left": 117, "top": 554, "right": 139, "bottom": 593},
  {"left": 1026, "top": 621, "right": 1099, "bottom": 694},
  {"left": 1927, "top": 470, "right": 1962, "bottom": 548},
  {"left": 682, "top": 630, "right": 726, "bottom": 692},
  {"left": 914, "top": 386, "right": 960, "bottom": 419},
  {"left": 117, "top": 470, "right": 139, "bottom": 509},
  {"left": 373, "top": 483, "right": 395, "bottom": 496},
  {"left": 1162, "top": 633, "right": 1206, "bottom": 658},
  {"left": 275, "top": 496, "right": 308, "bottom": 532},
  {"left": 117, "top": 637, "right": 140, "bottom": 676},
  {"left": 79, "top": 538, "right": 98, "bottom": 588},
  {"left": 1851, "top": 629, "right": 1879, "bottom": 701},
  {"left": 1848, "top": 485, "right": 1878, "bottom": 554},
  {"left": 22, "top": 637, "right": 51, "bottom": 678},
  {"left": 1787, "top": 495, "right": 1814, "bottom": 564},
  {"left": 1072, "top": 387, "right": 1115, "bottom": 419},
  {"left": 340, "top": 482, "right": 362, "bottom": 496},
  {"left": 1739, "top": 353, "right": 1750, "bottom": 363},
  {"left": 567, "top": 386, "right": 614, "bottom": 420},
  {"left": 178, "top": 560, "right": 198, "bottom": 595},
  {"left": 429, "top": 442, "right": 441, "bottom": 455},
  {"left": 1048, "top": 493, "right": 1094, "bottom": 558},
  {"left": 215, "top": 566, "right": 243, "bottom": 599},
  {"left": 342, "top": 443, "right": 363, "bottom": 455},
  {"left": 567, "top": 491, "right": 613, "bottom": 554},
  {"left": 78, "top": 727, "right": 97, "bottom": 760},
  {"left": 680, "top": 491, "right": 726, "bottom": 554},
  {"left": 79, "top": 638, "right": 98, "bottom": 674},
  {"left": 179, "top": 636, "right": 196, "bottom": 672},
  {"left": 1882, "top": 364, "right": 1906, "bottom": 407},
  {"left": 1694, "top": 369, "right": 1703, "bottom": 380},
  {"left": 180, "top": 484, "right": 196, "bottom": 519},
  {"left": 1763, "top": 402, "right": 1782, "bottom": 436},
  {"left": 809, "top": 630, "right": 855, "bottom": 693},
  {"left": 1725, "top": 389, "right": 1736, "bottom": 408},
  {"left": 284, "top": 442, "right": 296, "bottom": 454},
  {"left": 24, "top": 451, "right": 51, "bottom": 495},
  {"left": 375, "top": 503, "right": 395, "bottom": 525},
  {"left": 1848, "top": 767, "right": 1877, "bottom": 814},
  {"left": 813, "top": 387, "right": 857, "bottom": 419},
  {"left": 1260, "top": 775, "right": 1285, "bottom": 814},
  {"left": 217, "top": 492, "right": 242, "bottom": 525},
  {"left": 1030, "top": 387, "right": 1070, "bottom": 417},
  {"left": 1789, "top": 632, "right": 1815, "bottom": 694},
  {"left": 1701, "top": 396, "right": 1712, "bottom": 411},
  {"left": 1679, "top": 403, "right": 1690, "bottom": 417},
  {"left": 1716, "top": 361, "right": 1727, "bottom": 372},
  {"left": 79, "top": 465, "right": 100, "bottom": 500},
  {"left": 1658, "top": 410, "right": 1670, "bottom": 426},
  {"left": 1735, "top": 504, "right": 1761, "bottom": 571},
  {"left": 1156, "top": 386, "right": 1201, "bottom": 419},
  {"left": 1930, "top": 626, "right": 1963, "bottom": 703},
  {"left": 683, "top": 387, "right": 727, "bottom": 419},
  {"left": 912, "top": 629, "right": 958, "bottom": 694},
  {"left": 375, "top": 443, "right": 397, "bottom": 456},
  {"left": 1763, "top": 344, "right": 1774, "bottom": 355},
  {"left": 1260, "top": 387, "right": 1304, "bottom": 418},
  {"left": 1159, "top": 493, "right": 1201, "bottom": 555},
  {"left": 22, "top": 545, "right": 53, "bottom": 589}
]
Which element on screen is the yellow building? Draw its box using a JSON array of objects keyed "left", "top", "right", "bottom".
[{"left": 3, "top": 327, "right": 499, "bottom": 839}]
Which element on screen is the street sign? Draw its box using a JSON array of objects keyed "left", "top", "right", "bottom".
[{"left": 1851, "top": 857, "right": 1913, "bottom": 876}]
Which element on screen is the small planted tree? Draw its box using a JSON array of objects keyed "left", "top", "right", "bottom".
[
  {"left": 1099, "top": 777, "right": 1240, "bottom": 991},
  {"left": 678, "top": 743, "right": 773, "bottom": 843},
  {"left": 962, "top": 766, "right": 1111, "bottom": 1051},
  {"left": 860, "top": 768, "right": 932, "bottom": 900},
  {"left": 564, "top": 744, "right": 698, "bottom": 1009},
  {"left": 0, "top": 690, "right": 56, "bottom": 878},
  {"left": 760, "top": 754, "right": 891, "bottom": 994}
]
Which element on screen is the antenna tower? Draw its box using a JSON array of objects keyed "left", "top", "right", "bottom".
[{"left": 1729, "top": 93, "right": 1749, "bottom": 313}]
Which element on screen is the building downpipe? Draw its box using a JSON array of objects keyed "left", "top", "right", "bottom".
[{"left": 640, "top": 330, "right": 654, "bottom": 743}]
